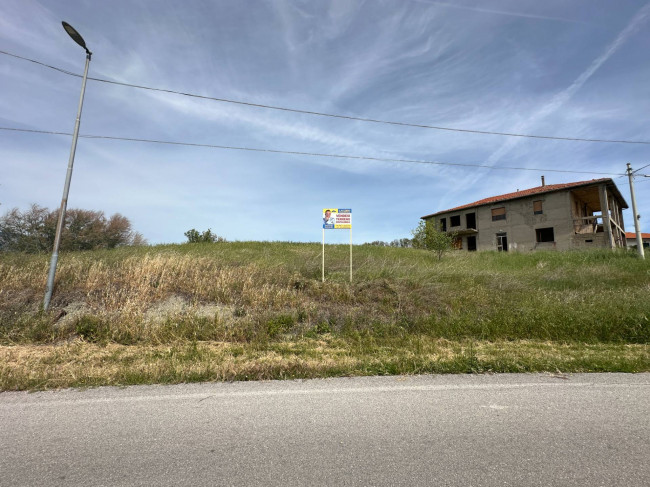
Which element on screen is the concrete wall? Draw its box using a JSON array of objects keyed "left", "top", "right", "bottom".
[{"left": 571, "top": 233, "right": 608, "bottom": 249}]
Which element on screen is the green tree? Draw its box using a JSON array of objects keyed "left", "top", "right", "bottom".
[
  {"left": 184, "top": 228, "right": 225, "bottom": 243},
  {"left": 411, "top": 219, "right": 455, "bottom": 260},
  {"left": 0, "top": 204, "right": 146, "bottom": 252}
]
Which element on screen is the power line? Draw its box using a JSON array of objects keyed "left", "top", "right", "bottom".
[
  {"left": 631, "top": 163, "right": 650, "bottom": 174},
  {"left": 0, "top": 50, "right": 79, "bottom": 77},
  {"left": 0, "top": 126, "right": 626, "bottom": 176},
  {"left": 2, "top": 49, "right": 649, "bottom": 146}
]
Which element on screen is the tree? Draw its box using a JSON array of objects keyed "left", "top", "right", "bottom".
[
  {"left": 184, "top": 228, "right": 226, "bottom": 243},
  {"left": 0, "top": 204, "right": 146, "bottom": 252},
  {"left": 391, "top": 238, "right": 413, "bottom": 248},
  {"left": 363, "top": 238, "right": 412, "bottom": 248},
  {"left": 411, "top": 219, "right": 455, "bottom": 260},
  {"left": 0, "top": 204, "right": 52, "bottom": 253}
]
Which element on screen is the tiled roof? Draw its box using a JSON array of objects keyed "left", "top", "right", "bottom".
[
  {"left": 422, "top": 178, "right": 612, "bottom": 218},
  {"left": 625, "top": 232, "right": 650, "bottom": 239}
]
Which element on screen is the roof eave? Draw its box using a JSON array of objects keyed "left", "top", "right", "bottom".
[{"left": 422, "top": 178, "right": 627, "bottom": 218}]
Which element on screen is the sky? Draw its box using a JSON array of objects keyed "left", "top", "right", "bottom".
[{"left": 1, "top": 0, "right": 649, "bottom": 244}]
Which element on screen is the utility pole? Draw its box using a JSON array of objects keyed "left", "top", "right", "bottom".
[{"left": 626, "top": 163, "right": 645, "bottom": 259}]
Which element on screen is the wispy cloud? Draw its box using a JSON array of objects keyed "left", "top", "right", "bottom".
[
  {"left": 465, "top": 2, "right": 650, "bottom": 180},
  {"left": 417, "top": 0, "right": 588, "bottom": 24},
  {"left": 0, "top": 0, "right": 61, "bottom": 52}
]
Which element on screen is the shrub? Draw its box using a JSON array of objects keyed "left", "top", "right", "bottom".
[{"left": 184, "top": 228, "right": 226, "bottom": 243}]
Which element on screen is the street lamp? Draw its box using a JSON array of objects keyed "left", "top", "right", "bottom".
[{"left": 43, "top": 22, "right": 93, "bottom": 311}]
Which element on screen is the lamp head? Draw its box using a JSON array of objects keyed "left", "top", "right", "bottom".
[{"left": 62, "top": 21, "right": 90, "bottom": 54}]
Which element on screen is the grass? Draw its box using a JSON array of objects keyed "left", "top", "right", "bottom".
[{"left": 1, "top": 243, "right": 649, "bottom": 390}]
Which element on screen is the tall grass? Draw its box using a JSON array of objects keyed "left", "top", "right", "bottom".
[{"left": 1, "top": 244, "right": 648, "bottom": 345}]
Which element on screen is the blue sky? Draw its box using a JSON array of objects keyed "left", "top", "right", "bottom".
[{"left": 1, "top": 0, "right": 649, "bottom": 244}]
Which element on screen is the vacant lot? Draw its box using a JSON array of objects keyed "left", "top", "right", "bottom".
[{"left": 1, "top": 243, "right": 648, "bottom": 390}]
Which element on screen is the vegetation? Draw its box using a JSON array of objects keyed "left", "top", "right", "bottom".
[
  {"left": 412, "top": 219, "right": 455, "bottom": 260},
  {"left": 184, "top": 228, "right": 226, "bottom": 243},
  {"left": 0, "top": 204, "right": 145, "bottom": 252},
  {"left": 0, "top": 243, "right": 648, "bottom": 390},
  {"left": 363, "top": 238, "right": 412, "bottom": 248}
]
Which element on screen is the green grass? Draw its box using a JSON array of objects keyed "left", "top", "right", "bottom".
[{"left": 1, "top": 243, "right": 649, "bottom": 390}]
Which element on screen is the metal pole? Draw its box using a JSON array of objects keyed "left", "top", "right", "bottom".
[
  {"left": 349, "top": 227, "right": 352, "bottom": 283},
  {"left": 322, "top": 228, "right": 325, "bottom": 282},
  {"left": 627, "top": 163, "right": 645, "bottom": 259},
  {"left": 44, "top": 50, "right": 92, "bottom": 310}
]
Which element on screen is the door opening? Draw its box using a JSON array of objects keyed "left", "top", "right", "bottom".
[
  {"left": 467, "top": 236, "right": 477, "bottom": 251},
  {"left": 496, "top": 233, "right": 508, "bottom": 252}
]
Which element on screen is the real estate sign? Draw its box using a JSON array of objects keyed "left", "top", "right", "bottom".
[
  {"left": 323, "top": 208, "right": 352, "bottom": 229},
  {"left": 321, "top": 208, "right": 353, "bottom": 283}
]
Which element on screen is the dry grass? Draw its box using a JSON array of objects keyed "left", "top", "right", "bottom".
[{"left": 1, "top": 339, "right": 647, "bottom": 390}]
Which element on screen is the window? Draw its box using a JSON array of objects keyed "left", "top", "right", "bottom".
[
  {"left": 536, "top": 227, "right": 554, "bottom": 243},
  {"left": 440, "top": 218, "right": 447, "bottom": 232},
  {"left": 466, "top": 212, "right": 476, "bottom": 229},
  {"left": 450, "top": 215, "right": 461, "bottom": 227},
  {"left": 491, "top": 207, "right": 506, "bottom": 221},
  {"left": 452, "top": 236, "right": 462, "bottom": 249},
  {"left": 533, "top": 200, "right": 543, "bottom": 215}
]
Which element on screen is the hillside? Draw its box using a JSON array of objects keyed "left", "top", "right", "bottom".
[{"left": 1, "top": 243, "right": 649, "bottom": 390}]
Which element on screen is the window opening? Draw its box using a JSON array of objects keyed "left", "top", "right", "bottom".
[
  {"left": 466, "top": 213, "right": 476, "bottom": 229},
  {"left": 491, "top": 207, "right": 506, "bottom": 221},
  {"left": 536, "top": 227, "right": 554, "bottom": 243}
]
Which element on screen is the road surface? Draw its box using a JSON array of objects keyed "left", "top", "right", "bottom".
[{"left": 1, "top": 373, "right": 649, "bottom": 486}]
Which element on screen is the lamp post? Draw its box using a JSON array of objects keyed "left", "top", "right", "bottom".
[{"left": 44, "top": 22, "right": 92, "bottom": 311}]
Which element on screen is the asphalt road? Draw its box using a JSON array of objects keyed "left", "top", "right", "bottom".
[{"left": 1, "top": 373, "right": 649, "bottom": 486}]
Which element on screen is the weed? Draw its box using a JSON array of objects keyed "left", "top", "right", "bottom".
[
  {"left": 75, "top": 316, "right": 110, "bottom": 343},
  {"left": 267, "top": 314, "right": 295, "bottom": 338}
]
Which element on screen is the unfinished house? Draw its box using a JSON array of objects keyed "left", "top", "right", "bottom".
[{"left": 421, "top": 178, "right": 628, "bottom": 252}]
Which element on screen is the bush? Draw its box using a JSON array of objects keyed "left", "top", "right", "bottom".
[{"left": 184, "top": 228, "right": 226, "bottom": 243}]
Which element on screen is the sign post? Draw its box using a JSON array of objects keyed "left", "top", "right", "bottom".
[
  {"left": 350, "top": 226, "right": 352, "bottom": 282},
  {"left": 322, "top": 227, "right": 325, "bottom": 282},
  {"left": 322, "top": 208, "right": 352, "bottom": 282}
]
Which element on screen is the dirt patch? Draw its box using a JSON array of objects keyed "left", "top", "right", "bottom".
[{"left": 144, "top": 295, "right": 235, "bottom": 324}]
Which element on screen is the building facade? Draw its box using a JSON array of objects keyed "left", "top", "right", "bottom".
[
  {"left": 421, "top": 178, "right": 628, "bottom": 252},
  {"left": 625, "top": 232, "right": 650, "bottom": 250}
]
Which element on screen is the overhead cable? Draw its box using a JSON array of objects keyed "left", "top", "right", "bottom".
[
  {"left": 631, "top": 163, "right": 650, "bottom": 174},
  {"left": 0, "top": 126, "right": 626, "bottom": 176},
  {"left": 1, "top": 49, "right": 649, "bottom": 146}
]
